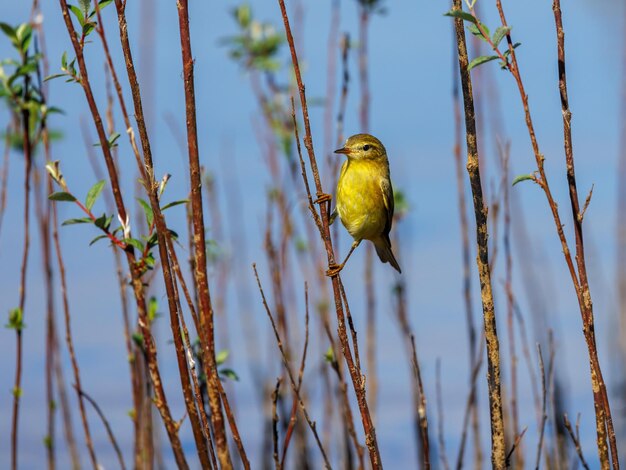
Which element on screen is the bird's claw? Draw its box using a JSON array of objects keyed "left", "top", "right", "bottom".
[
  {"left": 314, "top": 193, "right": 332, "bottom": 205},
  {"left": 325, "top": 263, "right": 343, "bottom": 277}
]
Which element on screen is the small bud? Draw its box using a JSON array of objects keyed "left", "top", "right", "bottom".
[
  {"left": 117, "top": 213, "right": 131, "bottom": 239},
  {"left": 45, "top": 160, "right": 63, "bottom": 185},
  {"left": 158, "top": 173, "right": 171, "bottom": 197}
]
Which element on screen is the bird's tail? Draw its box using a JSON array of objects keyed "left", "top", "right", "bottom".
[{"left": 373, "top": 236, "right": 401, "bottom": 273}]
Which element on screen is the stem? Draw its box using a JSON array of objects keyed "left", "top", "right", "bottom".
[
  {"left": 451, "top": 2, "right": 506, "bottom": 467},
  {"left": 551, "top": 1, "right": 619, "bottom": 466},
  {"left": 74, "top": 386, "right": 126, "bottom": 470},
  {"left": 174, "top": 2, "right": 232, "bottom": 466},
  {"left": 11, "top": 63, "right": 33, "bottom": 470},
  {"left": 57, "top": 2, "right": 188, "bottom": 466},
  {"left": 276, "top": 1, "right": 382, "bottom": 466}
]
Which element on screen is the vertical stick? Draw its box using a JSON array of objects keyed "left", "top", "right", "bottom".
[
  {"left": 551, "top": 2, "right": 618, "bottom": 466},
  {"left": 451, "top": 2, "right": 506, "bottom": 468},
  {"left": 174, "top": 1, "right": 232, "bottom": 467},
  {"left": 277, "top": 1, "right": 382, "bottom": 466}
]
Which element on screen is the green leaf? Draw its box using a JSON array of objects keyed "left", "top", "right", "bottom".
[
  {"left": 0, "top": 23, "right": 16, "bottom": 43},
  {"left": 468, "top": 54, "right": 499, "bottom": 71},
  {"left": 44, "top": 73, "right": 66, "bottom": 82},
  {"left": 69, "top": 5, "right": 85, "bottom": 27},
  {"left": 216, "top": 350, "right": 229, "bottom": 366},
  {"left": 136, "top": 198, "right": 154, "bottom": 227},
  {"left": 89, "top": 234, "right": 108, "bottom": 246},
  {"left": 161, "top": 199, "right": 189, "bottom": 211},
  {"left": 502, "top": 42, "right": 522, "bottom": 58},
  {"left": 61, "top": 51, "right": 68, "bottom": 69},
  {"left": 467, "top": 23, "right": 490, "bottom": 41},
  {"left": 15, "top": 23, "right": 32, "bottom": 52},
  {"left": 62, "top": 217, "right": 93, "bottom": 226},
  {"left": 85, "top": 180, "right": 105, "bottom": 210},
  {"left": 125, "top": 238, "right": 144, "bottom": 252},
  {"left": 132, "top": 333, "right": 144, "bottom": 350},
  {"left": 323, "top": 345, "right": 335, "bottom": 364},
  {"left": 49, "top": 191, "right": 76, "bottom": 202},
  {"left": 219, "top": 368, "right": 239, "bottom": 382},
  {"left": 492, "top": 26, "right": 512, "bottom": 48},
  {"left": 512, "top": 174, "right": 534, "bottom": 186},
  {"left": 94, "top": 213, "right": 112, "bottom": 230},
  {"left": 5, "top": 307, "right": 24, "bottom": 331},
  {"left": 148, "top": 297, "right": 158, "bottom": 322},
  {"left": 83, "top": 23, "right": 95, "bottom": 37},
  {"left": 443, "top": 9, "right": 477, "bottom": 24},
  {"left": 108, "top": 132, "right": 120, "bottom": 148}
]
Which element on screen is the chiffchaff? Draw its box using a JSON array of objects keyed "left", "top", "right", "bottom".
[{"left": 328, "top": 133, "right": 401, "bottom": 275}]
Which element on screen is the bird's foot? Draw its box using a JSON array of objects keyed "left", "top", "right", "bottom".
[
  {"left": 314, "top": 193, "right": 332, "bottom": 205},
  {"left": 325, "top": 262, "right": 344, "bottom": 277}
]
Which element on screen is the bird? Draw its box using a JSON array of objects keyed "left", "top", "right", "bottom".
[{"left": 327, "top": 133, "right": 401, "bottom": 276}]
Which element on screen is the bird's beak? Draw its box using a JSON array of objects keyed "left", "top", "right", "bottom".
[{"left": 334, "top": 147, "right": 351, "bottom": 155}]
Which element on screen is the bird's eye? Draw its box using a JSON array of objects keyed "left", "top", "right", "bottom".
[{"left": 363, "top": 144, "right": 371, "bottom": 151}]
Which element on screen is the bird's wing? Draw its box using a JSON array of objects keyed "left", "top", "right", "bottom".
[{"left": 380, "top": 177, "right": 394, "bottom": 236}]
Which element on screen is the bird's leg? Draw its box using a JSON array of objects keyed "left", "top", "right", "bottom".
[
  {"left": 314, "top": 192, "right": 332, "bottom": 205},
  {"left": 326, "top": 240, "right": 361, "bottom": 277},
  {"left": 314, "top": 193, "right": 333, "bottom": 223}
]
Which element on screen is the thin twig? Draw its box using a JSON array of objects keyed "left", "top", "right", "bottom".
[
  {"left": 410, "top": 335, "right": 430, "bottom": 469},
  {"left": 74, "top": 386, "right": 126, "bottom": 470},
  {"left": 505, "top": 427, "right": 528, "bottom": 468},
  {"left": 279, "top": 1, "right": 382, "bottom": 456},
  {"left": 455, "top": 334, "right": 484, "bottom": 470},
  {"left": 272, "top": 378, "right": 282, "bottom": 470},
  {"left": 563, "top": 414, "right": 590, "bottom": 470},
  {"left": 436, "top": 359, "right": 450, "bottom": 470},
  {"left": 534, "top": 343, "right": 546, "bottom": 470},
  {"left": 280, "top": 284, "right": 311, "bottom": 468},
  {"left": 254, "top": 264, "right": 332, "bottom": 469},
  {"left": 58, "top": 2, "right": 188, "bottom": 466}
]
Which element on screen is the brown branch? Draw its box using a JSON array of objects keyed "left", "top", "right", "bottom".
[
  {"left": 455, "top": 336, "right": 484, "bottom": 470},
  {"left": 505, "top": 427, "right": 528, "bottom": 467},
  {"left": 173, "top": 2, "right": 232, "bottom": 466},
  {"left": 535, "top": 344, "right": 548, "bottom": 469},
  {"left": 0, "top": 123, "right": 11, "bottom": 236},
  {"left": 272, "top": 378, "right": 283, "bottom": 470},
  {"left": 563, "top": 414, "right": 590, "bottom": 470},
  {"left": 410, "top": 336, "right": 430, "bottom": 469},
  {"left": 51, "top": 181, "right": 99, "bottom": 468},
  {"left": 74, "top": 386, "right": 126, "bottom": 470},
  {"left": 451, "top": 29, "right": 482, "bottom": 469},
  {"left": 435, "top": 359, "right": 450, "bottom": 470},
  {"left": 451, "top": 2, "right": 506, "bottom": 467},
  {"left": 551, "top": 8, "right": 617, "bottom": 465},
  {"left": 278, "top": 0, "right": 382, "bottom": 461},
  {"left": 472, "top": 0, "right": 621, "bottom": 465},
  {"left": 498, "top": 138, "right": 522, "bottom": 468},
  {"left": 280, "top": 284, "right": 311, "bottom": 468},
  {"left": 57, "top": 2, "right": 188, "bottom": 467},
  {"left": 254, "top": 265, "right": 332, "bottom": 469},
  {"left": 11, "top": 59, "right": 33, "bottom": 470}
]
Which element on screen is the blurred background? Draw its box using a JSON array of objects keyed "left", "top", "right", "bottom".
[{"left": 0, "top": 0, "right": 624, "bottom": 468}]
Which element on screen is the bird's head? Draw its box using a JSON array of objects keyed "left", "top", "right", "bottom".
[{"left": 334, "top": 133, "right": 387, "bottom": 161}]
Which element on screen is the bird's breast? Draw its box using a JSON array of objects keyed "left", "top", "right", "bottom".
[{"left": 336, "top": 160, "right": 388, "bottom": 241}]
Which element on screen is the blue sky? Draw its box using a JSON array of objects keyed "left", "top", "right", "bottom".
[{"left": 0, "top": 0, "right": 624, "bottom": 467}]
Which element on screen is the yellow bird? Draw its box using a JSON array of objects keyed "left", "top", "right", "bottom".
[{"left": 327, "top": 133, "right": 401, "bottom": 275}]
